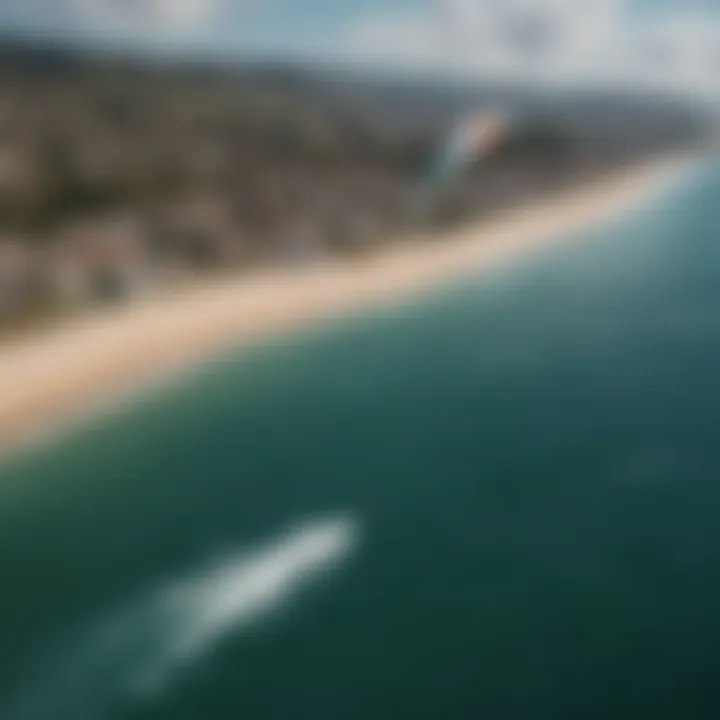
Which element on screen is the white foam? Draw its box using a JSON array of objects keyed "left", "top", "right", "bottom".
[
  {"left": 134, "top": 515, "right": 360, "bottom": 696},
  {"left": 8, "top": 515, "right": 360, "bottom": 719}
]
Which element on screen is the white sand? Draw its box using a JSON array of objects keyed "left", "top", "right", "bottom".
[{"left": 0, "top": 157, "right": 689, "bottom": 450}]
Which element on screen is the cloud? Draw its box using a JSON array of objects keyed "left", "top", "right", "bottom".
[
  {"left": 332, "top": 0, "right": 720, "bottom": 98},
  {"left": 67, "top": 0, "right": 224, "bottom": 31}
]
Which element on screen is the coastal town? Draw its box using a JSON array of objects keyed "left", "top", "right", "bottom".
[
  {"left": 4, "top": 1, "right": 720, "bottom": 717},
  {"left": 0, "top": 40, "right": 706, "bottom": 332}
]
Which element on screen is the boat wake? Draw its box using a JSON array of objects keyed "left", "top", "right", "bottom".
[{"left": 8, "top": 514, "right": 360, "bottom": 720}]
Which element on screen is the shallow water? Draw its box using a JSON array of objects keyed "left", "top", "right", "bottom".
[{"left": 2, "top": 162, "right": 720, "bottom": 719}]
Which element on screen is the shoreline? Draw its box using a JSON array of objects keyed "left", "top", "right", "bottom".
[{"left": 0, "top": 156, "right": 692, "bottom": 454}]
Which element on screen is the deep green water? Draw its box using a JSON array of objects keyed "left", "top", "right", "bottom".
[{"left": 2, "top": 162, "right": 720, "bottom": 719}]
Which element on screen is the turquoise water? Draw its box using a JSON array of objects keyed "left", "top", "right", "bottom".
[{"left": 2, "top": 162, "right": 720, "bottom": 719}]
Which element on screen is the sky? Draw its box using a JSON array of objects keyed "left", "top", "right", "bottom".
[{"left": 0, "top": 0, "right": 719, "bottom": 98}]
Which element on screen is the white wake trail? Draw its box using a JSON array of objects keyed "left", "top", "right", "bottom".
[
  {"left": 9, "top": 515, "right": 360, "bottom": 720},
  {"left": 133, "top": 514, "right": 360, "bottom": 696}
]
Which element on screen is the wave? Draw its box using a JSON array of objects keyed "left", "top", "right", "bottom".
[{"left": 8, "top": 514, "right": 360, "bottom": 720}]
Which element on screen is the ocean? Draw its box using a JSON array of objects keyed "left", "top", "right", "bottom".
[{"left": 2, "top": 160, "right": 720, "bottom": 719}]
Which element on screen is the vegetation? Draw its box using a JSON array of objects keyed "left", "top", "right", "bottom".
[{"left": 0, "top": 38, "right": 706, "bottom": 330}]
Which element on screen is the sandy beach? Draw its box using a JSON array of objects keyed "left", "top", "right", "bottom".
[{"left": 0, "top": 156, "right": 689, "bottom": 451}]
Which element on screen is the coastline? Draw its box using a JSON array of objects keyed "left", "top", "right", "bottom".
[{"left": 0, "top": 155, "right": 692, "bottom": 453}]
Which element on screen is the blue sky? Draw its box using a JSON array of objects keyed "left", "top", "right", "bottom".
[{"left": 0, "top": 1, "right": 718, "bottom": 96}]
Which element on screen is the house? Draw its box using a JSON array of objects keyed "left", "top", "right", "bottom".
[
  {"left": 49, "top": 213, "right": 152, "bottom": 304},
  {"left": 0, "top": 238, "right": 35, "bottom": 315},
  {"left": 154, "top": 196, "right": 245, "bottom": 268}
]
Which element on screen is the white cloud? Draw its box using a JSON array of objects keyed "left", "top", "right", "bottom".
[
  {"left": 333, "top": 0, "right": 720, "bottom": 98},
  {"left": 68, "top": 0, "right": 223, "bottom": 31}
]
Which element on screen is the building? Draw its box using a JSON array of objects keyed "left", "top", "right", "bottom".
[{"left": 49, "top": 213, "right": 152, "bottom": 304}]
